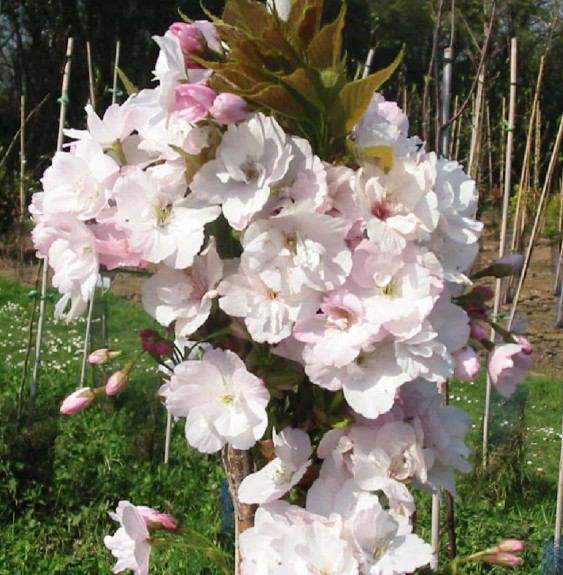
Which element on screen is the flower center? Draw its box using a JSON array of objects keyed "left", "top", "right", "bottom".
[
  {"left": 371, "top": 200, "right": 392, "bottom": 221},
  {"left": 241, "top": 160, "right": 260, "bottom": 182},
  {"left": 326, "top": 307, "right": 352, "bottom": 330},
  {"left": 221, "top": 394, "right": 234, "bottom": 404},
  {"left": 265, "top": 458, "right": 294, "bottom": 487},
  {"left": 154, "top": 204, "right": 174, "bottom": 227}
]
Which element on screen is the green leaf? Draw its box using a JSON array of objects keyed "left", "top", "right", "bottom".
[
  {"left": 116, "top": 67, "right": 138, "bottom": 96},
  {"left": 287, "top": 0, "right": 324, "bottom": 45},
  {"left": 330, "top": 49, "right": 404, "bottom": 138},
  {"left": 305, "top": 3, "right": 346, "bottom": 68}
]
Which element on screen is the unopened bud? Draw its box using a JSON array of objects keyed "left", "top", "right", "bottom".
[
  {"left": 137, "top": 506, "right": 179, "bottom": 531},
  {"left": 60, "top": 387, "right": 95, "bottom": 415},
  {"left": 88, "top": 348, "right": 122, "bottom": 365},
  {"left": 105, "top": 367, "right": 130, "bottom": 396},
  {"left": 468, "top": 539, "right": 524, "bottom": 567}
]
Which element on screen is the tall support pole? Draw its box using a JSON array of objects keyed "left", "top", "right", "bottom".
[
  {"left": 508, "top": 114, "right": 563, "bottom": 331},
  {"left": 112, "top": 41, "right": 121, "bottom": 106},
  {"left": 555, "top": 384, "right": 563, "bottom": 548},
  {"left": 468, "top": 64, "right": 485, "bottom": 181},
  {"left": 511, "top": 56, "right": 546, "bottom": 253},
  {"left": 440, "top": 46, "right": 454, "bottom": 156},
  {"left": 483, "top": 37, "right": 517, "bottom": 467},
  {"left": 17, "top": 92, "right": 26, "bottom": 281},
  {"left": 28, "top": 37, "right": 73, "bottom": 427},
  {"left": 86, "top": 41, "right": 96, "bottom": 110}
]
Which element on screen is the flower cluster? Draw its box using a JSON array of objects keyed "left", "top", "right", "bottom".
[{"left": 33, "top": 0, "right": 531, "bottom": 573}]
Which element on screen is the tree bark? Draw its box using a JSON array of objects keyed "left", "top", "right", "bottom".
[{"left": 221, "top": 446, "right": 256, "bottom": 574}]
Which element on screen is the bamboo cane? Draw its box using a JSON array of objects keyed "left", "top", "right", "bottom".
[
  {"left": 112, "top": 41, "right": 121, "bottom": 106},
  {"left": 449, "top": 94, "right": 459, "bottom": 159},
  {"left": 164, "top": 412, "right": 172, "bottom": 464},
  {"left": 508, "top": 113, "right": 563, "bottom": 332},
  {"left": 483, "top": 38, "right": 517, "bottom": 467},
  {"left": 27, "top": 37, "right": 73, "bottom": 427},
  {"left": 440, "top": 46, "right": 454, "bottom": 156},
  {"left": 17, "top": 93, "right": 25, "bottom": 282},
  {"left": 86, "top": 41, "right": 96, "bottom": 110},
  {"left": 486, "top": 103, "right": 493, "bottom": 192},
  {"left": 511, "top": 56, "right": 546, "bottom": 254},
  {"left": 554, "top": 174, "right": 563, "bottom": 296},
  {"left": 555, "top": 389, "right": 563, "bottom": 547},
  {"left": 499, "top": 97, "right": 506, "bottom": 194},
  {"left": 468, "top": 64, "right": 485, "bottom": 181}
]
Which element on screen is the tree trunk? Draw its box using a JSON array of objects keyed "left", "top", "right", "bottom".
[{"left": 221, "top": 446, "right": 256, "bottom": 574}]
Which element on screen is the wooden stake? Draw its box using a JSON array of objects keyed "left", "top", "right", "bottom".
[
  {"left": 28, "top": 37, "right": 73, "bottom": 427},
  {"left": 86, "top": 41, "right": 96, "bottom": 110},
  {"left": 555, "top": 383, "right": 563, "bottom": 547},
  {"left": 440, "top": 46, "right": 454, "bottom": 156},
  {"left": 485, "top": 103, "right": 493, "bottom": 192},
  {"left": 483, "top": 37, "right": 517, "bottom": 467},
  {"left": 17, "top": 93, "right": 26, "bottom": 282},
  {"left": 449, "top": 94, "right": 459, "bottom": 158},
  {"left": 508, "top": 113, "right": 563, "bottom": 331},
  {"left": 112, "top": 41, "right": 121, "bottom": 106},
  {"left": 164, "top": 412, "right": 172, "bottom": 464},
  {"left": 499, "top": 97, "right": 506, "bottom": 194},
  {"left": 468, "top": 64, "right": 485, "bottom": 181},
  {"left": 511, "top": 56, "right": 546, "bottom": 254},
  {"left": 79, "top": 294, "right": 96, "bottom": 387}
]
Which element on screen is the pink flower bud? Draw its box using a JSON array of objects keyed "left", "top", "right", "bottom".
[
  {"left": 469, "top": 539, "right": 524, "bottom": 567},
  {"left": 106, "top": 368, "right": 130, "bottom": 396},
  {"left": 209, "top": 93, "right": 248, "bottom": 124},
  {"left": 514, "top": 335, "right": 533, "bottom": 355},
  {"left": 175, "top": 84, "right": 217, "bottom": 123},
  {"left": 88, "top": 348, "right": 122, "bottom": 365},
  {"left": 137, "top": 506, "right": 179, "bottom": 531},
  {"left": 469, "top": 320, "right": 488, "bottom": 341},
  {"left": 60, "top": 387, "right": 95, "bottom": 415},
  {"left": 155, "top": 340, "right": 173, "bottom": 357},
  {"left": 490, "top": 253, "right": 525, "bottom": 277},
  {"left": 472, "top": 285, "right": 494, "bottom": 302},
  {"left": 452, "top": 346, "right": 481, "bottom": 382},
  {"left": 497, "top": 539, "right": 525, "bottom": 553},
  {"left": 169, "top": 22, "right": 205, "bottom": 56}
]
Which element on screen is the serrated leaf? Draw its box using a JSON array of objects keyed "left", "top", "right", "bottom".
[
  {"left": 249, "top": 83, "right": 308, "bottom": 119},
  {"left": 306, "top": 3, "right": 346, "bottom": 68},
  {"left": 222, "top": 0, "right": 272, "bottom": 36},
  {"left": 116, "top": 67, "right": 138, "bottom": 96},
  {"left": 330, "top": 49, "right": 403, "bottom": 138},
  {"left": 288, "top": 0, "right": 323, "bottom": 45}
]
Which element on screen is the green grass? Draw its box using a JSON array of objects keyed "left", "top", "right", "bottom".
[
  {"left": 0, "top": 276, "right": 562, "bottom": 573},
  {"left": 0, "top": 277, "right": 228, "bottom": 574}
]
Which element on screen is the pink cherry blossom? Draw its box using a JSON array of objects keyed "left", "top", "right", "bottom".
[
  {"left": 104, "top": 501, "right": 152, "bottom": 575},
  {"left": 142, "top": 239, "right": 223, "bottom": 337},
  {"left": 158, "top": 348, "right": 269, "bottom": 453},
  {"left": 175, "top": 84, "right": 217, "bottom": 123},
  {"left": 238, "top": 427, "right": 312, "bottom": 504},
  {"left": 452, "top": 346, "right": 481, "bottom": 381},
  {"left": 487, "top": 339, "right": 533, "bottom": 397},
  {"left": 190, "top": 113, "right": 293, "bottom": 230}
]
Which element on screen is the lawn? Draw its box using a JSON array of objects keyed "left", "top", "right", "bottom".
[{"left": 0, "top": 275, "right": 561, "bottom": 574}]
